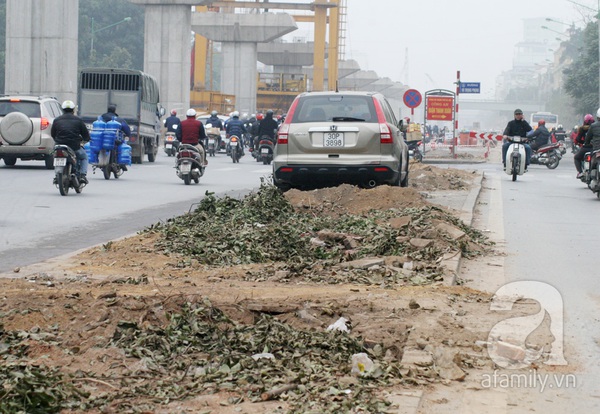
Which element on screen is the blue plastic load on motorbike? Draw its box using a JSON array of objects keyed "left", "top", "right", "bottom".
[
  {"left": 117, "top": 143, "right": 132, "bottom": 165},
  {"left": 90, "top": 116, "right": 106, "bottom": 153},
  {"left": 103, "top": 118, "right": 122, "bottom": 150},
  {"left": 84, "top": 142, "right": 98, "bottom": 164}
]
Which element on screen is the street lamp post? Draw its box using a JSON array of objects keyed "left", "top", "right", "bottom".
[{"left": 90, "top": 16, "right": 132, "bottom": 57}]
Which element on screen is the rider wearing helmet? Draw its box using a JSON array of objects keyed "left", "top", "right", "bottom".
[
  {"left": 51, "top": 100, "right": 91, "bottom": 184},
  {"left": 527, "top": 119, "right": 550, "bottom": 152},
  {"left": 207, "top": 110, "right": 224, "bottom": 131},
  {"left": 164, "top": 109, "right": 181, "bottom": 134},
  {"left": 502, "top": 108, "right": 533, "bottom": 170},
  {"left": 225, "top": 111, "right": 246, "bottom": 156},
  {"left": 178, "top": 108, "right": 208, "bottom": 166},
  {"left": 255, "top": 109, "right": 279, "bottom": 150},
  {"left": 574, "top": 113, "right": 598, "bottom": 178}
]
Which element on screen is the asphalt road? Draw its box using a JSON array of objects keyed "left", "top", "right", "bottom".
[
  {"left": 0, "top": 147, "right": 271, "bottom": 273},
  {"left": 451, "top": 150, "right": 599, "bottom": 411}
]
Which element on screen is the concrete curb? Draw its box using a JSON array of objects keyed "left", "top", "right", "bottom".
[
  {"left": 422, "top": 158, "right": 488, "bottom": 165},
  {"left": 441, "top": 171, "right": 485, "bottom": 286}
]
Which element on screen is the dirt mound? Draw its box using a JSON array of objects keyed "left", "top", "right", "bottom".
[{"left": 285, "top": 184, "right": 426, "bottom": 217}]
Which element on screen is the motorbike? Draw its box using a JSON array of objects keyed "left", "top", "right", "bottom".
[
  {"left": 164, "top": 132, "right": 179, "bottom": 157},
  {"left": 504, "top": 136, "right": 527, "bottom": 181},
  {"left": 95, "top": 145, "right": 126, "bottom": 180},
  {"left": 53, "top": 145, "right": 85, "bottom": 196},
  {"left": 586, "top": 150, "right": 600, "bottom": 198},
  {"left": 529, "top": 142, "right": 562, "bottom": 169},
  {"left": 251, "top": 135, "right": 275, "bottom": 165},
  {"left": 228, "top": 135, "right": 243, "bottom": 163},
  {"left": 176, "top": 144, "right": 205, "bottom": 185},
  {"left": 407, "top": 139, "right": 423, "bottom": 162}
]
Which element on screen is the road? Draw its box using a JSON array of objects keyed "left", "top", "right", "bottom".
[
  {"left": 454, "top": 149, "right": 599, "bottom": 412},
  {"left": 0, "top": 148, "right": 270, "bottom": 273}
]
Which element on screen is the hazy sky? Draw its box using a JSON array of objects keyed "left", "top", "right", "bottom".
[{"left": 343, "top": 0, "right": 593, "bottom": 98}]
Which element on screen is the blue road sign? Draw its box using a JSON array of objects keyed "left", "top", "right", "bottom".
[
  {"left": 459, "top": 82, "right": 480, "bottom": 94},
  {"left": 403, "top": 89, "right": 422, "bottom": 108}
]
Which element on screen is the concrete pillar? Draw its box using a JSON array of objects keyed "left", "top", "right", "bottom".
[
  {"left": 192, "top": 12, "right": 297, "bottom": 114},
  {"left": 5, "top": 0, "right": 79, "bottom": 102},
  {"left": 142, "top": 4, "right": 191, "bottom": 114}
]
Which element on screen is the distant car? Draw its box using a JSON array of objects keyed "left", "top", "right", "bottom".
[
  {"left": 272, "top": 91, "right": 409, "bottom": 191},
  {"left": 0, "top": 95, "right": 63, "bottom": 169}
]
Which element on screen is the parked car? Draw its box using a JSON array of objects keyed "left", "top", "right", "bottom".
[
  {"left": 273, "top": 91, "right": 409, "bottom": 191},
  {"left": 0, "top": 95, "right": 63, "bottom": 169}
]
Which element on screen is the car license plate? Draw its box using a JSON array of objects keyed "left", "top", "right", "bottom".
[
  {"left": 180, "top": 163, "right": 191, "bottom": 173},
  {"left": 208, "top": 138, "right": 215, "bottom": 145},
  {"left": 230, "top": 141, "right": 238, "bottom": 147},
  {"left": 324, "top": 132, "right": 344, "bottom": 147},
  {"left": 166, "top": 143, "right": 173, "bottom": 149},
  {"left": 54, "top": 158, "right": 66, "bottom": 167},
  {"left": 261, "top": 148, "right": 269, "bottom": 154}
]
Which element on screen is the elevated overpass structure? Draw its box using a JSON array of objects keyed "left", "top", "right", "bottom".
[{"left": 460, "top": 99, "right": 544, "bottom": 114}]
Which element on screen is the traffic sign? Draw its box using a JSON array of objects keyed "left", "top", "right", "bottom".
[
  {"left": 459, "top": 82, "right": 480, "bottom": 94},
  {"left": 403, "top": 89, "right": 422, "bottom": 108},
  {"left": 426, "top": 96, "right": 454, "bottom": 121}
]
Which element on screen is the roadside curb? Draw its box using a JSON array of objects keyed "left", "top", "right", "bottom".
[
  {"left": 396, "top": 172, "right": 486, "bottom": 413},
  {"left": 441, "top": 171, "right": 485, "bottom": 287},
  {"left": 422, "top": 158, "right": 488, "bottom": 165}
]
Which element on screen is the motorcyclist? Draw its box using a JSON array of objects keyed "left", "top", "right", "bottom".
[
  {"left": 163, "top": 109, "right": 181, "bottom": 134},
  {"left": 177, "top": 108, "right": 208, "bottom": 166},
  {"left": 206, "top": 110, "right": 224, "bottom": 149},
  {"left": 526, "top": 119, "right": 551, "bottom": 152},
  {"left": 502, "top": 108, "right": 533, "bottom": 171},
  {"left": 226, "top": 111, "right": 246, "bottom": 156},
  {"left": 574, "top": 114, "right": 595, "bottom": 178},
  {"left": 555, "top": 124, "right": 566, "bottom": 142},
  {"left": 100, "top": 103, "right": 131, "bottom": 171},
  {"left": 570, "top": 125, "right": 579, "bottom": 153},
  {"left": 244, "top": 113, "right": 256, "bottom": 147},
  {"left": 584, "top": 110, "right": 600, "bottom": 185},
  {"left": 251, "top": 113, "right": 263, "bottom": 150},
  {"left": 207, "top": 110, "right": 224, "bottom": 130},
  {"left": 255, "top": 109, "right": 279, "bottom": 151},
  {"left": 51, "top": 100, "right": 91, "bottom": 184}
]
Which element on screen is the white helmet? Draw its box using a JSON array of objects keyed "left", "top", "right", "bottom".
[
  {"left": 211, "top": 110, "right": 218, "bottom": 116},
  {"left": 61, "top": 100, "right": 75, "bottom": 110},
  {"left": 242, "top": 112, "right": 248, "bottom": 118},
  {"left": 232, "top": 111, "right": 240, "bottom": 118},
  {"left": 186, "top": 108, "right": 197, "bottom": 117}
]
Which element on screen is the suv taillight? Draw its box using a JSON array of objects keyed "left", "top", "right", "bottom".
[
  {"left": 373, "top": 98, "right": 393, "bottom": 144},
  {"left": 41, "top": 117, "right": 50, "bottom": 130},
  {"left": 278, "top": 124, "right": 289, "bottom": 145},
  {"left": 277, "top": 97, "right": 300, "bottom": 145}
]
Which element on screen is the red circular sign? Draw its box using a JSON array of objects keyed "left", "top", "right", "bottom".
[{"left": 403, "top": 89, "right": 422, "bottom": 108}]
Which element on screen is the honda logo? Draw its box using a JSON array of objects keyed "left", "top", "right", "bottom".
[{"left": 330, "top": 125, "right": 338, "bottom": 132}]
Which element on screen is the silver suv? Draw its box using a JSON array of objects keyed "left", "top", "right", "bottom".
[
  {"left": 0, "top": 95, "right": 63, "bottom": 169},
  {"left": 273, "top": 91, "right": 409, "bottom": 191}
]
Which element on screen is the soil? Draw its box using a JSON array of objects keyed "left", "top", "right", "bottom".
[{"left": 0, "top": 162, "right": 554, "bottom": 413}]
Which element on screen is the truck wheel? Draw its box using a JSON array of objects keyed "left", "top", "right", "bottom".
[{"left": 148, "top": 151, "right": 156, "bottom": 162}]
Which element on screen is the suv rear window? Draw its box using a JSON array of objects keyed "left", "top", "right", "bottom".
[
  {"left": 0, "top": 101, "right": 41, "bottom": 117},
  {"left": 291, "top": 95, "right": 376, "bottom": 123}
]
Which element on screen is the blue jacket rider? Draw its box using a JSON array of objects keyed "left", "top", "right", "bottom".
[
  {"left": 101, "top": 104, "right": 132, "bottom": 139},
  {"left": 226, "top": 111, "right": 246, "bottom": 155}
]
